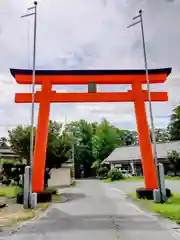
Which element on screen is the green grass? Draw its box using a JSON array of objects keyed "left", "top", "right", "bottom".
[
  {"left": 123, "top": 176, "right": 144, "bottom": 181},
  {"left": 129, "top": 192, "right": 180, "bottom": 224},
  {"left": 165, "top": 176, "right": 180, "bottom": 180},
  {"left": 104, "top": 176, "right": 144, "bottom": 183},
  {"left": 0, "top": 186, "right": 21, "bottom": 198}
]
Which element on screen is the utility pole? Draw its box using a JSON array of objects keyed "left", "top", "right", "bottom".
[
  {"left": 127, "top": 10, "right": 162, "bottom": 201},
  {"left": 21, "top": 1, "right": 38, "bottom": 207},
  {"left": 72, "top": 138, "right": 75, "bottom": 181}
]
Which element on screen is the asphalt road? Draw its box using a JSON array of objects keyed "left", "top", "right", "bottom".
[{"left": 1, "top": 180, "right": 179, "bottom": 240}]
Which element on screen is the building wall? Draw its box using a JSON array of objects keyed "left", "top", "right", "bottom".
[{"left": 49, "top": 167, "right": 72, "bottom": 187}]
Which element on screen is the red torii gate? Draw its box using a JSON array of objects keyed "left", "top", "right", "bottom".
[{"left": 10, "top": 68, "right": 171, "bottom": 193}]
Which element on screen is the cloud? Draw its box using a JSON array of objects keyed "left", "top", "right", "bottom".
[{"left": 0, "top": 0, "right": 179, "bottom": 136}]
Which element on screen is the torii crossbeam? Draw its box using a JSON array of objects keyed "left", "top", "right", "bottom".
[{"left": 10, "top": 68, "right": 171, "bottom": 193}]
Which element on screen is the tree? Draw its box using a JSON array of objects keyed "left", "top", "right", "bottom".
[
  {"left": 8, "top": 125, "right": 34, "bottom": 164},
  {"left": 119, "top": 130, "right": 138, "bottom": 146},
  {"left": 150, "top": 128, "right": 170, "bottom": 143},
  {"left": 0, "top": 137, "right": 9, "bottom": 149},
  {"left": 168, "top": 105, "right": 180, "bottom": 140},
  {"left": 92, "top": 119, "right": 121, "bottom": 162},
  {"left": 167, "top": 150, "right": 180, "bottom": 176},
  {"left": 91, "top": 160, "right": 100, "bottom": 169},
  {"left": 66, "top": 120, "right": 94, "bottom": 178},
  {"left": 8, "top": 121, "right": 71, "bottom": 169},
  {"left": 45, "top": 120, "right": 71, "bottom": 170}
]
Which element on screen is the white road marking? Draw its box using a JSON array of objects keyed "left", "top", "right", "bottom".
[
  {"left": 112, "top": 187, "right": 145, "bottom": 214},
  {"left": 112, "top": 187, "right": 180, "bottom": 239}
]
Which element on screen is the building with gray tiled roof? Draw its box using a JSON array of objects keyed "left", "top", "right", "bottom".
[{"left": 102, "top": 141, "right": 180, "bottom": 176}]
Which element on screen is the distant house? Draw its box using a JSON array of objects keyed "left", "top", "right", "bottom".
[
  {"left": 0, "top": 148, "right": 19, "bottom": 160},
  {"left": 102, "top": 141, "right": 180, "bottom": 176}
]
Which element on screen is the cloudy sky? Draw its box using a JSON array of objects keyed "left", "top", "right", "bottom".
[{"left": 0, "top": 0, "right": 179, "bottom": 136}]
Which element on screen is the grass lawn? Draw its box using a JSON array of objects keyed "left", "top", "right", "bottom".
[
  {"left": 165, "top": 176, "right": 180, "bottom": 180},
  {"left": 0, "top": 186, "right": 21, "bottom": 198},
  {"left": 104, "top": 176, "right": 144, "bottom": 183},
  {"left": 0, "top": 186, "right": 62, "bottom": 231},
  {"left": 129, "top": 192, "right": 180, "bottom": 224}
]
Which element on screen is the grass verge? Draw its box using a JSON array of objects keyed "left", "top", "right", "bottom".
[
  {"left": 129, "top": 192, "right": 180, "bottom": 224},
  {"left": 0, "top": 186, "right": 21, "bottom": 198},
  {"left": 104, "top": 176, "right": 144, "bottom": 183},
  {"left": 0, "top": 202, "right": 50, "bottom": 231},
  {"left": 165, "top": 176, "right": 180, "bottom": 180},
  {"left": 0, "top": 186, "right": 63, "bottom": 231}
]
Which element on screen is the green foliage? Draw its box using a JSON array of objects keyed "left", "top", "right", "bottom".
[
  {"left": 97, "top": 166, "right": 109, "bottom": 179},
  {"left": 92, "top": 119, "right": 121, "bottom": 162},
  {"left": 168, "top": 105, "right": 180, "bottom": 140},
  {"left": 1, "top": 162, "right": 25, "bottom": 186},
  {"left": 66, "top": 120, "right": 94, "bottom": 178},
  {"left": 167, "top": 150, "right": 180, "bottom": 175},
  {"left": 8, "top": 121, "right": 72, "bottom": 170},
  {"left": 6, "top": 118, "right": 144, "bottom": 180},
  {"left": 0, "top": 137, "right": 9, "bottom": 149},
  {"left": 0, "top": 186, "right": 21, "bottom": 198},
  {"left": 46, "top": 120, "right": 71, "bottom": 169},
  {"left": 8, "top": 125, "right": 34, "bottom": 164},
  {"left": 107, "top": 168, "right": 124, "bottom": 181},
  {"left": 91, "top": 160, "right": 100, "bottom": 169},
  {"left": 119, "top": 130, "right": 138, "bottom": 146},
  {"left": 150, "top": 128, "right": 170, "bottom": 143},
  {"left": 130, "top": 192, "right": 180, "bottom": 224}
]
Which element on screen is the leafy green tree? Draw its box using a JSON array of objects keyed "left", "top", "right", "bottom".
[
  {"left": 0, "top": 137, "right": 9, "bottom": 149},
  {"left": 97, "top": 165, "right": 109, "bottom": 179},
  {"left": 8, "top": 125, "right": 34, "bottom": 164},
  {"left": 66, "top": 120, "right": 94, "bottom": 178},
  {"left": 168, "top": 105, "right": 180, "bottom": 140},
  {"left": 46, "top": 120, "right": 71, "bottom": 170},
  {"left": 167, "top": 150, "right": 180, "bottom": 176},
  {"left": 150, "top": 128, "right": 170, "bottom": 143},
  {"left": 92, "top": 119, "right": 121, "bottom": 162},
  {"left": 91, "top": 160, "right": 100, "bottom": 169},
  {"left": 8, "top": 121, "right": 71, "bottom": 169},
  {"left": 91, "top": 159, "right": 100, "bottom": 176},
  {"left": 119, "top": 130, "right": 138, "bottom": 146}
]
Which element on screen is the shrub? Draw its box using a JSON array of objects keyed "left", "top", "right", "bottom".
[
  {"left": 1, "top": 162, "right": 26, "bottom": 186},
  {"left": 108, "top": 168, "right": 124, "bottom": 181},
  {"left": 97, "top": 166, "right": 109, "bottom": 179}
]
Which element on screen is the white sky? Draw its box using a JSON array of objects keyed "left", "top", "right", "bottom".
[{"left": 0, "top": 0, "right": 179, "bottom": 136}]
